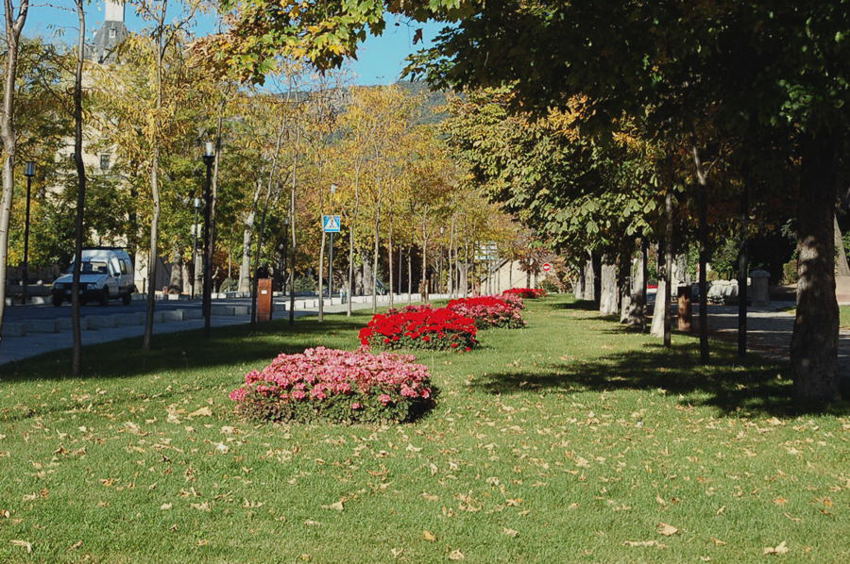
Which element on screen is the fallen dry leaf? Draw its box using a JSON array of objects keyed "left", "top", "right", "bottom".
[
  {"left": 710, "top": 537, "right": 726, "bottom": 546},
  {"left": 322, "top": 500, "right": 344, "bottom": 511},
  {"left": 624, "top": 540, "right": 667, "bottom": 548},
  {"left": 764, "top": 541, "right": 789, "bottom": 556},
  {"left": 160, "top": 503, "right": 173, "bottom": 511},
  {"left": 390, "top": 548, "right": 404, "bottom": 558},
  {"left": 657, "top": 522, "right": 679, "bottom": 536},
  {"left": 448, "top": 549, "right": 465, "bottom": 560},
  {"left": 190, "top": 502, "right": 211, "bottom": 512},
  {"left": 423, "top": 530, "right": 437, "bottom": 542},
  {"left": 421, "top": 492, "right": 439, "bottom": 502},
  {"left": 10, "top": 540, "right": 32, "bottom": 553},
  {"left": 69, "top": 541, "right": 83, "bottom": 550},
  {"left": 502, "top": 528, "right": 519, "bottom": 538},
  {"left": 188, "top": 407, "right": 212, "bottom": 418}
]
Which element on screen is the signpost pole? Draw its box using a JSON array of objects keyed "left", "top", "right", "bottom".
[{"left": 329, "top": 231, "right": 334, "bottom": 306}]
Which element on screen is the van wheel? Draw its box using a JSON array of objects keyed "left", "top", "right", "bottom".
[
  {"left": 99, "top": 289, "right": 109, "bottom": 306},
  {"left": 122, "top": 293, "right": 131, "bottom": 306},
  {"left": 52, "top": 294, "right": 63, "bottom": 307}
]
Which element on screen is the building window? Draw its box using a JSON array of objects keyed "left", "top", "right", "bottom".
[
  {"left": 100, "top": 153, "right": 111, "bottom": 171},
  {"left": 109, "top": 28, "right": 117, "bottom": 39}
]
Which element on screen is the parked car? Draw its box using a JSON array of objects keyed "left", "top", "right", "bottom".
[{"left": 51, "top": 248, "right": 136, "bottom": 306}]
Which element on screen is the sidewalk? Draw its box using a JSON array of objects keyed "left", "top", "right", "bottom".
[
  {"left": 0, "top": 293, "right": 442, "bottom": 365},
  {"left": 693, "top": 301, "right": 850, "bottom": 380}
]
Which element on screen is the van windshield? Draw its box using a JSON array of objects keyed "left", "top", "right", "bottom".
[{"left": 64, "top": 261, "right": 109, "bottom": 275}]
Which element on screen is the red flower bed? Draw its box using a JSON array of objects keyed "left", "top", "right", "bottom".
[
  {"left": 503, "top": 287, "right": 547, "bottom": 299},
  {"left": 359, "top": 307, "right": 478, "bottom": 351},
  {"left": 229, "top": 347, "right": 435, "bottom": 423},
  {"left": 447, "top": 296, "right": 525, "bottom": 329}
]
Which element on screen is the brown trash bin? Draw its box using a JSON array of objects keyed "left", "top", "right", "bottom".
[
  {"left": 677, "top": 285, "right": 692, "bottom": 332},
  {"left": 257, "top": 278, "right": 272, "bottom": 322}
]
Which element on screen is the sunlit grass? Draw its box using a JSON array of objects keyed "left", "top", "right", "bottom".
[{"left": 1, "top": 296, "right": 848, "bottom": 562}]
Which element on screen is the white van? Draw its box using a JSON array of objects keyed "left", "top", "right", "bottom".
[{"left": 51, "top": 248, "right": 136, "bottom": 306}]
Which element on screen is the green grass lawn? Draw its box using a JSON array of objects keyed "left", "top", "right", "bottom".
[
  {"left": 841, "top": 305, "right": 850, "bottom": 329},
  {"left": 2, "top": 296, "right": 849, "bottom": 562}
]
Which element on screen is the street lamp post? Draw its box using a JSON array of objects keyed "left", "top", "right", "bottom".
[
  {"left": 21, "top": 161, "right": 35, "bottom": 305},
  {"left": 202, "top": 141, "right": 215, "bottom": 337},
  {"left": 191, "top": 197, "right": 201, "bottom": 300}
]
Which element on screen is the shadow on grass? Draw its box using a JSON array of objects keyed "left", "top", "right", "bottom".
[
  {"left": 0, "top": 313, "right": 370, "bottom": 383},
  {"left": 553, "top": 299, "right": 599, "bottom": 311},
  {"left": 475, "top": 340, "right": 850, "bottom": 417}
]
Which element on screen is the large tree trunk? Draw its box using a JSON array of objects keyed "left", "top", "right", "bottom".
[
  {"left": 599, "top": 256, "right": 619, "bottom": 315},
  {"left": 834, "top": 215, "right": 850, "bottom": 277},
  {"left": 70, "top": 0, "right": 86, "bottom": 376},
  {"left": 583, "top": 253, "right": 595, "bottom": 302},
  {"left": 619, "top": 250, "right": 632, "bottom": 323},
  {"left": 627, "top": 239, "right": 647, "bottom": 329},
  {"left": 692, "top": 145, "right": 711, "bottom": 363},
  {"left": 663, "top": 191, "right": 674, "bottom": 347},
  {"left": 651, "top": 237, "right": 671, "bottom": 340},
  {"left": 791, "top": 131, "right": 840, "bottom": 404},
  {"left": 239, "top": 181, "right": 262, "bottom": 293},
  {"left": 0, "top": 0, "right": 28, "bottom": 340}
]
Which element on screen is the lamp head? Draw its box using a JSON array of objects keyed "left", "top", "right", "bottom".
[{"left": 25, "top": 161, "right": 35, "bottom": 177}]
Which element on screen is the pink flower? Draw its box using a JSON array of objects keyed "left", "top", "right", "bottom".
[
  {"left": 351, "top": 402, "right": 363, "bottom": 410},
  {"left": 379, "top": 394, "right": 393, "bottom": 405}
]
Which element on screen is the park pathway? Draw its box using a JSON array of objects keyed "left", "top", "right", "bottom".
[{"left": 702, "top": 302, "right": 850, "bottom": 380}]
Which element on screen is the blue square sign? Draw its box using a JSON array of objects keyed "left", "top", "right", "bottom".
[{"left": 322, "top": 215, "right": 341, "bottom": 232}]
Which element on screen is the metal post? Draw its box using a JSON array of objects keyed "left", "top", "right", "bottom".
[
  {"left": 191, "top": 198, "right": 199, "bottom": 300},
  {"left": 22, "top": 162, "right": 35, "bottom": 305},
  {"left": 202, "top": 144, "right": 215, "bottom": 337},
  {"left": 328, "top": 231, "right": 334, "bottom": 306}
]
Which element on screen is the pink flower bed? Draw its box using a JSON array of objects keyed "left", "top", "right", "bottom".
[
  {"left": 446, "top": 296, "right": 525, "bottom": 329},
  {"left": 229, "top": 347, "right": 435, "bottom": 423}
]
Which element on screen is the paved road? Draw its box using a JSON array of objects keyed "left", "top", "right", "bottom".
[
  {"left": 1, "top": 295, "right": 333, "bottom": 322},
  {"left": 0, "top": 293, "right": 436, "bottom": 365}
]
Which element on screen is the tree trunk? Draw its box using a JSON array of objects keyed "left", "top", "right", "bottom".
[
  {"left": 627, "top": 239, "right": 647, "bottom": 329},
  {"left": 239, "top": 181, "right": 262, "bottom": 293},
  {"left": 834, "top": 215, "right": 850, "bottom": 277},
  {"left": 372, "top": 210, "right": 379, "bottom": 313},
  {"left": 318, "top": 227, "right": 326, "bottom": 322},
  {"left": 651, "top": 239, "right": 668, "bottom": 339},
  {"left": 791, "top": 131, "right": 840, "bottom": 404},
  {"left": 407, "top": 248, "right": 413, "bottom": 303},
  {"left": 0, "top": 0, "right": 28, "bottom": 340},
  {"left": 692, "top": 145, "right": 710, "bottom": 363},
  {"left": 388, "top": 226, "right": 393, "bottom": 307},
  {"left": 619, "top": 251, "right": 632, "bottom": 323},
  {"left": 599, "top": 256, "right": 619, "bottom": 315},
  {"left": 663, "top": 190, "right": 674, "bottom": 347},
  {"left": 70, "top": 0, "right": 86, "bottom": 376},
  {"left": 582, "top": 254, "right": 594, "bottom": 301},
  {"left": 737, "top": 183, "right": 749, "bottom": 357},
  {"left": 169, "top": 247, "right": 182, "bottom": 291}
]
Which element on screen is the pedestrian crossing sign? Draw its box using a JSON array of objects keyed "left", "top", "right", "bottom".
[{"left": 322, "top": 215, "right": 341, "bottom": 232}]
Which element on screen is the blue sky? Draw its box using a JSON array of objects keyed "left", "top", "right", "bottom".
[{"left": 25, "top": 1, "right": 446, "bottom": 85}]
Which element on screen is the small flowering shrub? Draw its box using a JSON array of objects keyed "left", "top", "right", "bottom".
[
  {"left": 229, "top": 347, "right": 435, "bottom": 423},
  {"left": 446, "top": 296, "right": 525, "bottom": 329},
  {"left": 359, "top": 308, "right": 478, "bottom": 351},
  {"left": 500, "top": 292, "right": 526, "bottom": 310},
  {"left": 503, "top": 287, "right": 547, "bottom": 299}
]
